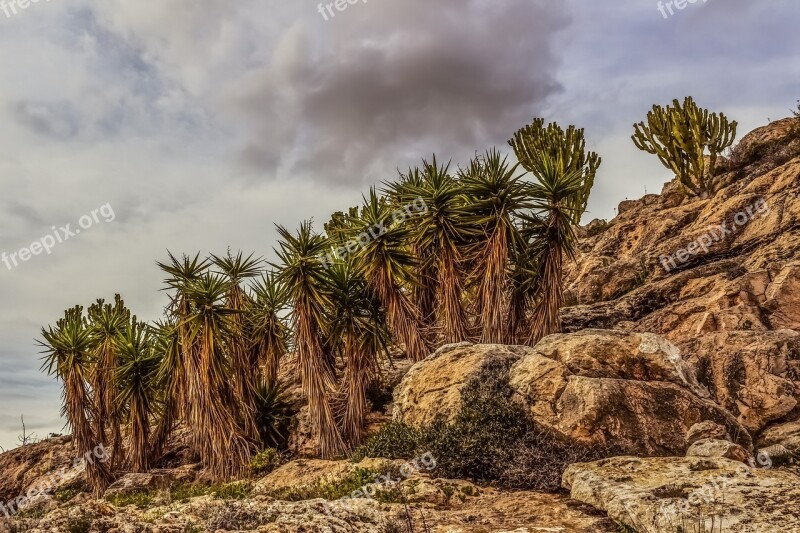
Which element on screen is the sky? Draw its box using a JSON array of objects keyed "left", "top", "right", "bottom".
[{"left": 0, "top": 0, "right": 798, "bottom": 450}]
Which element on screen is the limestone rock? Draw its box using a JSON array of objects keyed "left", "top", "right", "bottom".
[
  {"left": 394, "top": 334, "right": 752, "bottom": 457},
  {"left": 563, "top": 455, "right": 800, "bottom": 533},
  {"left": 682, "top": 330, "right": 800, "bottom": 432},
  {"left": 393, "top": 342, "right": 530, "bottom": 427},
  {"left": 104, "top": 472, "right": 174, "bottom": 498},
  {"left": 757, "top": 418, "right": 800, "bottom": 455},
  {"left": 685, "top": 438, "right": 750, "bottom": 463},
  {"left": 686, "top": 420, "right": 729, "bottom": 445}
]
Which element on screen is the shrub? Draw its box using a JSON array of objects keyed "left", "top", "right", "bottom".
[
  {"left": 214, "top": 482, "right": 251, "bottom": 500},
  {"left": 354, "top": 358, "right": 603, "bottom": 491},
  {"left": 270, "top": 467, "right": 383, "bottom": 501},
  {"left": 105, "top": 489, "right": 157, "bottom": 509},
  {"left": 351, "top": 422, "right": 423, "bottom": 462},
  {"left": 249, "top": 448, "right": 282, "bottom": 476},
  {"left": 254, "top": 383, "right": 292, "bottom": 450}
]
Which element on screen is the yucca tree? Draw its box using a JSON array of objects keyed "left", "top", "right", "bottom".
[
  {"left": 39, "top": 307, "right": 112, "bottom": 496},
  {"left": 460, "top": 149, "right": 530, "bottom": 343},
  {"left": 248, "top": 273, "right": 290, "bottom": 387},
  {"left": 155, "top": 252, "right": 209, "bottom": 459},
  {"left": 212, "top": 250, "right": 263, "bottom": 442},
  {"left": 507, "top": 218, "right": 545, "bottom": 344},
  {"left": 389, "top": 167, "right": 437, "bottom": 330},
  {"left": 275, "top": 222, "right": 346, "bottom": 458},
  {"left": 510, "top": 119, "right": 600, "bottom": 344},
  {"left": 86, "top": 295, "right": 130, "bottom": 469},
  {"left": 182, "top": 272, "right": 254, "bottom": 478},
  {"left": 325, "top": 259, "right": 388, "bottom": 446},
  {"left": 114, "top": 319, "right": 161, "bottom": 472},
  {"left": 393, "top": 158, "right": 471, "bottom": 344},
  {"left": 151, "top": 319, "right": 181, "bottom": 461},
  {"left": 351, "top": 189, "right": 431, "bottom": 362}
]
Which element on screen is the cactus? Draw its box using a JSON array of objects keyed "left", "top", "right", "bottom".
[
  {"left": 510, "top": 118, "right": 601, "bottom": 223},
  {"left": 632, "top": 97, "right": 737, "bottom": 198}
]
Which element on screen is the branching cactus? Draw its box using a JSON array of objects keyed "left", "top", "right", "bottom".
[
  {"left": 510, "top": 118, "right": 601, "bottom": 223},
  {"left": 632, "top": 97, "right": 737, "bottom": 198}
]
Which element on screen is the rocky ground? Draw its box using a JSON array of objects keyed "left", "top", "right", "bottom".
[{"left": 2, "top": 119, "right": 799, "bottom": 532}]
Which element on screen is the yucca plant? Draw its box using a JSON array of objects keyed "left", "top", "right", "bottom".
[
  {"left": 351, "top": 189, "right": 431, "bottom": 362},
  {"left": 254, "top": 381, "right": 292, "bottom": 449},
  {"left": 248, "top": 273, "right": 290, "bottom": 387},
  {"left": 150, "top": 318, "right": 181, "bottom": 461},
  {"left": 114, "top": 319, "right": 161, "bottom": 472},
  {"left": 212, "top": 250, "right": 263, "bottom": 442},
  {"left": 507, "top": 218, "right": 545, "bottom": 343},
  {"left": 39, "top": 307, "right": 112, "bottom": 496},
  {"left": 275, "top": 222, "right": 347, "bottom": 458},
  {"left": 86, "top": 294, "right": 130, "bottom": 469},
  {"left": 155, "top": 252, "right": 209, "bottom": 459},
  {"left": 389, "top": 167, "right": 437, "bottom": 330},
  {"left": 390, "top": 158, "right": 472, "bottom": 344},
  {"left": 460, "top": 149, "right": 530, "bottom": 343},
  {"left": 325, "top": 259, "right": 389, "bottom": 446},
  {"left": 181, "top": 272, "right": 254, "bottom": 478},
  {"left": 510, "top": 119, "right": 600, "bottom": 344}
]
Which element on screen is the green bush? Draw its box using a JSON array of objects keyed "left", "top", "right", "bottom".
[
  {"left": 105, "top": 489, "right": 157, "bottom": 509},
  {"left": 250, "top": 448, "right": 282, "bottom": 476},
  {"left": 351, "top": 422, "right": 423, "bottom": 462},
  {"left": 353, "top": 358, "right": 603, "bottom": 491},
  {"left": 271, "top": 467, "right": 382, "bottom": 501}
]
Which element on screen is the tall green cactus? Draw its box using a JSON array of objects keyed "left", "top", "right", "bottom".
[
  {"left": 632, "top": 97, "right": 737, "bottom": 198},
  {"left": 510, "top": 118, "right": 601, "bottom": 223}
]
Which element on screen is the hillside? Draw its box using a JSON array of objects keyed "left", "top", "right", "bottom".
[{"left": 1, "top": 118, "right": 799, "bottom": 533}]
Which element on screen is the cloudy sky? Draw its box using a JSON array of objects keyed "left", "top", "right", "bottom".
[{"left": 0, "top": 0, "right": 797, "bottom": 449}]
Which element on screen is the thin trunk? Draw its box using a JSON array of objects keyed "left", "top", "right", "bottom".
[
  {"left": 527, "top": 241, "right": 564, "bottom": 345},
  {"left": 476, "top": 225, "right": 510, "bottom": 344},
  {"left": 371, "top": 269, "right": 430, "bottom": 362},
  {"left": 339, "top": 336, "right": 373, "bottom": 446},
  {"left": 66, "top": 372, "right": 111, "bottom": 496},
  {"left": 295, "top": 301, "right": 347, "bottom": 458},
  {"left": 437, "top": 245, "right": 469, "bottom": 344}
]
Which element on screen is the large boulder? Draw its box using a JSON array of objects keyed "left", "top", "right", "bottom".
[
  {"left": 757, "top": 418, "right": 800, "bottom": 455},
  {"left": 681, "top": 330, "right": 800, "bottom": 432},
  {"left": 393, "top": 332, "right": 752, "bottom": 457},
  {"left": 393, "top": 342, "right": 530, "bottom": 427},
  {"left": 0, "top": 436, "right": 85, "bottom": 503},
  {"left": 563, "top": 455, "right": 800, "bottom": 533}
]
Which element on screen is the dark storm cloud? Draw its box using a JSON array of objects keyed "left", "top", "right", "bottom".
[{"left": 232, "top": 0, "right": 570, "bottom": 186}]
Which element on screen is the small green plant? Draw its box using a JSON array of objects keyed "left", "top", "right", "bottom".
[
  {"left": 214, "top": 482, "right": 251, "bottom": 500},
  {"left": 254, "top": 383, "right": 292, "bottom": 450},
  {"left": 170, "top": 483, "right": 214, "bottom": 502},
  {"left": 105, "top": 489, "right": 156, "bottom": 509},
  {"left": 351, "top": 422, "right": 423, "bottom": 462},
  {"left": 66, "top": 517, "right": 92, "bottom": 533},
  {"left": 632, "top": 97, "right": 737, "bottom": 198},
  {"left": 54, "top": 486, "right": 82, "bottom": 503},
  {"left": 271, "top": 467, "right": 383, "bottom": 501},
  {"left": 249, "top": 448, "right": 282, "bottom": 476}
]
